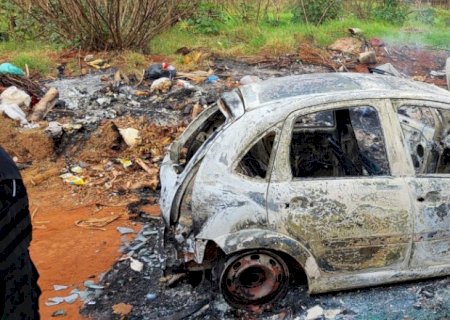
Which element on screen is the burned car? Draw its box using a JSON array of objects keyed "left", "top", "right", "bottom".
[{"left": 160, "top": 72, "right": 450, "bottom": 309}]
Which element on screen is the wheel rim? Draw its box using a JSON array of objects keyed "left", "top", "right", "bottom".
[{"left": 220, "top": 250, "right": 289, "bottom": 309}]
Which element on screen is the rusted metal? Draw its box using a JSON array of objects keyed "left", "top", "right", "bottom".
[
  {"left": 220, "top": 250, "right": 289, "bottom": 309},
  {"left": 160, "top": 72, "right": 450, "bottom": 308}
]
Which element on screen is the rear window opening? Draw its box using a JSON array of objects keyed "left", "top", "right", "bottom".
[
  {"left": 236, "top": 132, "right": 276, "bottom": 179},
  {"left": 177, "top": 109, "right": 226, "bottom": 172}
]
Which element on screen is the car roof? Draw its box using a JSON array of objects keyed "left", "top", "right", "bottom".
[{"left": 239, "top": 73, "right": 450, "bottom": 110}]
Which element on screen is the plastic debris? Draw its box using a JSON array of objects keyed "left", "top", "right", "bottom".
[
  {"left": 117, "top": 227, "right": 135, "bottom": 235},
  {"left": 62, "top": 123, "right": 83, "bottom": 132},
  {"left": 53, "top": 285, "right": 69, "bottom": 291},
  {"left": 86, "top": 59, "right": 110, "bottom": 70},
  {"left": 84, "top": 54, "right": 95, "bottom": 63},
  {"left": 150, "top": 77, "right": 172, "bottom": 93},
  {"left": 75, "top": 214, "right": 121, "bottom": 230},
  {"left": 430, "top": 70, "right": 446, "bottom": 78},
  {"left": 70, "top": 166, "right": 83, "bottom": 174},
  {"left": 206, "top": 75, "right": 219, "bottom": 84},
  {"left": 0, "top": 86, "right": 31, "bottom": 108},
  {"left": 144, "top": 63, "right": 176, "bottom": 80},
  {"left": 60, "top": 173, "right": 85, "bottom": 186},
  {"left": 45, "top": 297, "right": 65, "bottom": 306},
  {"left": 64, "top": 293, "right": 79, "bottom": 304},
  {"left": 0, "top": 103, "right": 29, "bottom": 126},
  {"left": 118, "top": 158, "right": 133, "bottom": 169},
  {"left": 0, "top": 63, "right": 25, "bottom": 76},
  {"left": 176, "top": 79, "right": 196, "bottom": 90},
  {"left": 84, "top": 280, "right": 105, "bottom": 290},
  {"left": 118, "top": 127, "right": 141, "bottom": 147}
]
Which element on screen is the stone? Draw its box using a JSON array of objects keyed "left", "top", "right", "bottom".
[
  {"left": 306, "top": 305, "right": 324, "bottom": 320},
  {"left": 328, "top": 37, "right": 362, "bottom": 55}
]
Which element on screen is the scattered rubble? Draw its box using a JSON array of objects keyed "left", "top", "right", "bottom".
[{"left": 0, "top": 46, "right": 448, "bottom": 319}]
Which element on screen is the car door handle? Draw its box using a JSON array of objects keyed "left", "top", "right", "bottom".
[{"left": 417, "top": 191, "right": 441, "bottom": 203}]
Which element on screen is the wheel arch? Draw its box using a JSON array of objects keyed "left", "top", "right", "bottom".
[{"left": 202, "top": 229, "right": 321, "bottom": 287}]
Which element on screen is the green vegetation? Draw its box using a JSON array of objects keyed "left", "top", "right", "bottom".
[
  {"left": 0, "top": 0, "right": 450, "bottom": 77},
  {"left": 150, "top": 10, "right": 450, "bottom": 58}
]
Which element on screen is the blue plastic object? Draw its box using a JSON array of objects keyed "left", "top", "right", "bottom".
[
  {"left": 206, "top": 75, "right": 219, "bottom": 84},
  {"left": 0, "top": 63, "right": 25, "bottom": 76}
]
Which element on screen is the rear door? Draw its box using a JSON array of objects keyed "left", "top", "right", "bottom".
[
  {"left": 392, "top": 100, "right": 450, "bottom": 267},
  {"left": 268, "top": 99, "right": 414, "bottom": 273}
]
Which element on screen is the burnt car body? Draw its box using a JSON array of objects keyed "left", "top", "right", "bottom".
[{"left": 160, "top": 72, "right": 450, "bottom": 308}]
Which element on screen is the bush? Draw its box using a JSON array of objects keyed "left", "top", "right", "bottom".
[
  {"left": 372, "top": 0, "right": 410, "bottom": 25},
  {"left": 292, "top": 0, "right": 342, "bottom": 25},
  {"left": 186, "top": 2, "right": 225, "bottom": 34},
  {"left": 414, "top": 7, "right": 436, "bottom": 25},
  {"left": 10, "top": 0, "right": 199, "bottom": 51}
]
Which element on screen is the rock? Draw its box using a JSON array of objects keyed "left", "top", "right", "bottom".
[
  {"left": 146, "top": 293, "right": 157, "bottom": 301},
  {"left": 358, "top": 51, "right": 377, "bottom": 64},
  {"left": 306, "top": 305, "right": 324, "bottom": 320},
  {"left": 118, "top": 127, "right": 141, "bottom": 147},
  {"left": 348, "top": 27, "right": 363, "bottom": 35},
  {"left": 45, "top": 122, "right": 63, "bottom": 138},
  {"left": 130, "top": 258, "right": 144, "bottom": 272},
  {"left": 328, "top": 37, "right": 362, "bottom": 55},
  {"left": 84, "top": 54, "right": 95, "bottom": 62},
  {"left": 51, "top": 309, "right": 67, "bottom": 317},
  {"left": 150, "top": 77, "right": 172, "bottom": 93},
  {"left": 324, "top": 308, "right": 343, "bottom": 319},
  {"left": 97, "top": 97, "right": 112, "bottom": 106},
  {"left": 240, "top": 75, "right": 262, "bottom": 85}
]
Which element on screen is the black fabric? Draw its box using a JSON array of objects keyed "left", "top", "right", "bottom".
[
  {"left": 0, "top": 147, "right": 21, "bottom": 181},
  {"left": 0, "top": 177, "right": 40, "bottom": 319}
]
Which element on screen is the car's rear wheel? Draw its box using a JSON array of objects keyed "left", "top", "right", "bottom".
[{"left": 219, "top": 250, "right": 290, "bottom": 310}]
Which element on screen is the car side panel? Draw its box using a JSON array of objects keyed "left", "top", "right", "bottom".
[{"left": 192, "top": 107, "right": 284, "bottom": 240}]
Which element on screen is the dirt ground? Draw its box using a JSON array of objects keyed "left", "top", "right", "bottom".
[
  {"left": 2, "top": 43, "right": 450, "bottom": 319},
  {"left": 26, "top": 177, "right": 142, "bottom": 319}
]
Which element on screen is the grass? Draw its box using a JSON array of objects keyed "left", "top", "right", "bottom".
[
  {"left": 150, "top": 10, "right": 450, "bottom": 59},
  {"left": 0, "top": 40, "right": 61, "bottom": 77}
]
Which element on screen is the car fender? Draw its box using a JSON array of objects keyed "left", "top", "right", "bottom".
[{"left": 200, "top": 228, "right": 322, "bottom": 282}]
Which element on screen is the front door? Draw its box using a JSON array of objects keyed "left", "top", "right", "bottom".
[
  {"left": 268, "top": 100, "right": 413, "bottom": 273},
  {"left": 393, "top": 100, "right": 450, "bottom": 267}
]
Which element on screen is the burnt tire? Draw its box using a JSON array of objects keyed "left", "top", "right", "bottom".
[{"left": 219, "top": 250, "right": 290, "bottom": 310}]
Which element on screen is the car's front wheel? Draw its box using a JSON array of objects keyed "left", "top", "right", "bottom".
[{"left": 219, "top": 250, "right": 290, "bottom": 310}]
